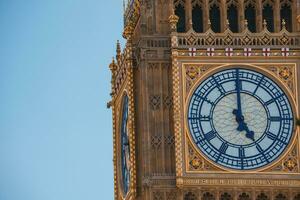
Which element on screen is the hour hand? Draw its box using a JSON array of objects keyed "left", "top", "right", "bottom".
[
  {"left": 246, "top": 130, "right": 255, "bottom": 141},
  {"left": 232, "top": 109, "right": 255, "bottom": 141}
]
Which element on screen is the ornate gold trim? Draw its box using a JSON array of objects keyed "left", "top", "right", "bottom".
[
  {"left": 183, "top": 64, "right": 299, "bottom": 173},
  {"left": 172, "top": 61, "right": 300, "bottom": 184}
]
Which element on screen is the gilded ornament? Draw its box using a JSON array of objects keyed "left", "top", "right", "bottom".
[
  {"left": 169, "top": 12, "right": 179, "bottom": 32},
  {"left": 283, "top": 157, "right": 298, "bottom": 172},
  {"left": 186, "top": 66, "right": 199, "bottom": 80},
  {"left": 123, "top": 23, "right": 134, "bottom": 39},
  {"left": 190, "top": 157, "right": 202, "bottom": 169},
  {"left": 279, "top": 67, "right": 292, "bottom": 80}
]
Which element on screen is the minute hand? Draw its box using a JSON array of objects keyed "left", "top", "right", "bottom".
[{"left": 233, "top": 70, "right": 244, "bottom": 125}]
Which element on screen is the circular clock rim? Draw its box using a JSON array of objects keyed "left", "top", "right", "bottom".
[
  {"left": 185, "top": 64, "right": 297, "bottom": 172},
  {"left": 118, "top": 92, "right": 131, "bottom": 197}
]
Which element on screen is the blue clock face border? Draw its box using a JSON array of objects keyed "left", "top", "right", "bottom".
[
  {"left": 121, "top": 94, "right": 130, "bottom": 194},
  {"left": 187, "top": 67, "right": 295, "bottom": 170}
]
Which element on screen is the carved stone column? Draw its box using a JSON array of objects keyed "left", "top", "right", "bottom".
[
  {"left": 292, "top": 0, "right": 298, "bottom": 32},
  {"left": 274, "top": 0, "right": 281, "bottom": 32},
  {"left": 220, "top": 0, "right": 227, "bottom": 32},
  {"left": 239, "top": 0, "right": 245, "bottom": 32},
  {"left": 257, "top": 0, "right": 263, "bottom": 32},
  {"left": 204, "top": 0, "right": 209, "bottom": 31},
  {"left": 186, "top": 0, "right": 192, "bottom": 30}
]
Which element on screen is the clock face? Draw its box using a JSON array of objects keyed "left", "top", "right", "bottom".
[
  {"left": 121, "top": 95, "right": 130, "bottom": 194},
  {"left": 187, "top": 68, "right": 294, "bottom": 170}
]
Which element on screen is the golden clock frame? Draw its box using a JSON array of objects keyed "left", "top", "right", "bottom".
[
  {"left": 112, "top": 67, "right": 137, "bottom": 200},
  {"left": 171, "top": 57, "right": 300, "bottom": 188}
]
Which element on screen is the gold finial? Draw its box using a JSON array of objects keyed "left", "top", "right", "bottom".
[
  {"left": 208, "top": 19, "right": 211, "bottom": 29},
  {"left": 169, "top": 10, "right": 179, "bottom": 32},
  {"left": 109, "top": 57, "right": 117, "bottom": 72},
  {"left": 281, "top": 19, "right": 286, "bottom": 30},
  {"left": 263, "top": 19, "right": 267, "bottom": 29},
  {"left": 297, "top": 15, "right": 300, "bottom": 24},
  {"left": 189, "top": 19, "right": 193, "bottom": 30},
  {"left": 226, "top": 19, "right": 230, "bottom": 29},
  {"left": 244, "top": 19, "right": 248, "bottom": 29}
]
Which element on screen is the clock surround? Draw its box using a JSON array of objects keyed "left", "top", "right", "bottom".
[
  {"left": 186, "top": 67, "right": 295, "bottom": 171},
  {"left": 176, "top": 63, "right": 299, "bottom": 175}
]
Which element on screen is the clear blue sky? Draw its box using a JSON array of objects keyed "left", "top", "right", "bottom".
[{"left": 0, "top": 1, "right": 123, "bottom": 199}]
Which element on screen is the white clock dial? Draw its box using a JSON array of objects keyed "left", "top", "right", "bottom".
[{"left": 187, "top": 68, "right": 294, "bottom": 170}]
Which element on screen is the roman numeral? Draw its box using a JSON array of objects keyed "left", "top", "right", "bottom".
[
  {"left": 264, "top": 94, "right": 284, "bottom": 106},
  {"left": 253, "top": 76, "right": 265, "bottom": 95},
  {"left": 266, "top": 132, "right": 277, "bottom": 140},
  {"left": 195, "top": 94, "right": 214, "bottom": 105},
  {"left": 212, "top": 76, "right": 226, "bottom": 94},
  {"left": 219, "top": 143, "right": 228, "bottom": 154},
  {"left": 256, "top": 144, "right": 264, "bottom": 153},
  {"left": 204, "top": 131, "right": 216, "bottom": 141},
  {"left": 269, "top": 116, "right": 282, "bottom": 121},
  {"left": 264, "top": 99, "right": 275, "bottom": 106},
  {"left": 239, "top": 147, "right": 245, "bottom": 158},
  {"left": 255, "top": 143, "right": 269, "bottom": 162},
  {"left": 188, "top": 116, "right": 211, "bottom": 121}
]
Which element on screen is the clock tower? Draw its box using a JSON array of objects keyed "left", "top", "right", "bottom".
[{"left": 109, "top": 0, "right": 300, "bottom": 199}]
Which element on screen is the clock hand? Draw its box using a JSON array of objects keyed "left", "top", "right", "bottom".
[
  {"left": 232, "top": 111, "right": 255, "bottom": 141},
  {"left": 233, "top": 69, "right": 244, "bottom": 130},
  {"left": 240, "top": 121, "right": 255, "bottom": 141}
]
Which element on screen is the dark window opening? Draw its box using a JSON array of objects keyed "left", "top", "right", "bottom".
[
  {"left": 227, "top": 4, "right": 238, "bottom": 32},
  {"left": 210, "top": 4, "right": 221, "bottom": 32},
  {"left": 192, "top": 5, "right": 204, "bottom": 32},
  {"left": 257, "top": 193, "right": 269, "bottom": 200},
  {"left": 294, "top": 193, "right": 300, "bottom": 200},
  {"left": 245, "top": 4, "right": 256, "bottom": 32},
  {"left": 184, "top": 192, "right": 196, "bottom": 200},
  {"left": 203, "top": 192, "right": 215, "bottom": 200},
  {"left": 175, "top": 4, "right": 186, "bottom": 32},
  {"left": 275, "top": 194, "right": 287, "bottom": 200},
  {"left": 263, "top": 4, "right": 274, "bottom": 32},
  {"left": 280, "top": 3, "right": 292, "bottom": 32}
]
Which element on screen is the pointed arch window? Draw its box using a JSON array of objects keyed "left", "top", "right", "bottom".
[
  {"left": 245, "top": 4, "right": 256, "bottom": 32},
  {"left": 238, "top": 193, "right": 251, "bottom": 200},
  {"left": 192, "top": 4, "right": 204, "bottom": 32},
  {"left": 263, "top": 3, "right": 274, "bottom": 32},
  {"left": 210, "top": 4, "right": 221, "bottom": 33},
  {"left": 275, "top": 194, "right": 287, "bottom": 200},
  {"left": 221, "top": 193, "right": 233, "bottom": 200},
  {"left": 280, "top": 3, "right": 292, "bottom": 31},
  {"left": 203, "top": 192, "right": 215, "bottom": 200},
  {"left": 184, "top": 192, "right": 197, "bottom": 200},
  {"left": 175, "top": 3, "right": 186, "bottom": 32},
  {"left": 227, "top": 4, "right": 238, "bottom": 32},
  {"left": 294, "top": 193, "right": 300, "bottom": 200},
  {"left": 256, "top": 193, "right": 270, "bottom": 200}
]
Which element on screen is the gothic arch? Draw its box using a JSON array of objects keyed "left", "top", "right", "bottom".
[
  {"left": 202, "top": 192, "right": 215, "bottom": 200},
  {"left": 294, "top": 194, "right": 300, "bottom": 200},
  {"left": 256, "top": 193, "right": 270, "bottom": 200},
  {"left": 220, "top": 192, "right": 234, "bottom": 200},
  {"left": 244, "top": 0, "right": 257, "bottom": 32},
  {"left": 263, "top": 0, "right": 275, "bottom": 32},
  {"left": 274, "top": 193, "right": 287, "bottom": 200},
  {"left": 209, "top": 0, "right": 221, "bottom": 32},
  {"left": 184, "top": 192, "right": 197, "bottom": 200},
  {"left": 238, "top": 192, "right": 251, "bottom": 200},
  {"left": 280, "top": 0, "right": 292, "bottom": 31},
  {"left": 174, "top": 0, "right": 186, "bottom": 32},
  {"left": 227, "top": 0, "right": 239, "bottom": 32},
  {"left": 192, "top": 0, "right": 204, "bottom": 32}
]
